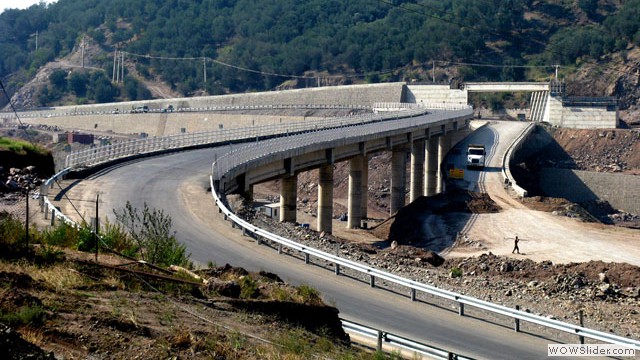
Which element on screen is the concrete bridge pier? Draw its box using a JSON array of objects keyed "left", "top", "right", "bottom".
[
  {"left": 410, "top": 139, "right": 425, "bottom": 203},
  {"left": 361, "top": 156, "right": 369, "bottom": 220},
  {"left": 437, "top": 134, "right": 452, "bottom": 193},
  {"left": 317, "top": 164, "right": 334, "bottom": 233},
  {"left": 390, "top": 145, "right": 408, "bottom": 215},
  {"left": 348, "top": 155, "right": 364, "bottom": 229},
  {"left": 424, "top": 137, "right": 438, "bottom": 196},
  {"left": 280, "top": 175, "right": 297, "bottom": 223}
]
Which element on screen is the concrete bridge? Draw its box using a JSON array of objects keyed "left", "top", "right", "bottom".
[
  {"left": 213, "top": 107, "right": 473, "bottom": 233},
  {"left": 463, "top": 82, "right": 550, "bottom": 92}
]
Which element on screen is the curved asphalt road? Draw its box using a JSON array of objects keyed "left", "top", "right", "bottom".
[{"left": 76, "top": 144, "right": 589, "bottom": 360}]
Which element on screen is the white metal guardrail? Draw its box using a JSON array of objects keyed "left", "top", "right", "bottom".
[
  {"left": 40, "top": 167, "right": 76, "bottom": 227},
  {"left": 0, "top": 104, "right": 371, "bottom": 119},
  {"left": 209, "top": 123, "right": 640, "bottom": 352},
  {"left": 341, "top": 318, "right": 474, "bottom": 359}
]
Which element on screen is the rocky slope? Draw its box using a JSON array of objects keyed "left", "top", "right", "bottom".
[{"left": 239, "top": 207, "right": 640, "bottom": 341}]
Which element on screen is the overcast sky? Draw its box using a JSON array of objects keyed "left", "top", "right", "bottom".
[{"left": 3, "top": 0, "right": 56, "bottom": 12}]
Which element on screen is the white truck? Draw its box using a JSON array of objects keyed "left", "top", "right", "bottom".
[{"left": 466, "top": 144, "right": 486, "bottom": 169}]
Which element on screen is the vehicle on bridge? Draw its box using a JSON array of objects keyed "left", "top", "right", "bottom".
[{"left": 466, "top": 144, "right": 486, "bottom": 169}]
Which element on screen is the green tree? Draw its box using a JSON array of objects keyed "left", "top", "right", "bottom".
[
  {"left": 68, "top": 71, "right": 88, "bottom": 97},
  {"left": 49, "top": 69, "right": 67, "bottom": 90}
]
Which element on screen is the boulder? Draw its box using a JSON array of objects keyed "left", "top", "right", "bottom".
[{"left": 422, "top": 251, "right": 445, "bottom": 267}]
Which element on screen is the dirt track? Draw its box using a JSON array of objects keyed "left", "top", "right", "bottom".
[{"left": 443, "top": 121, "right": 640, "bottom": 265}]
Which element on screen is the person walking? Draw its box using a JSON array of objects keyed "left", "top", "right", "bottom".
[{"left": 512, "top": 236, "right": 520, "bottom": 254}]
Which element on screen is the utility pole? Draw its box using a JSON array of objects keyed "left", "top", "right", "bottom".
[
  {"left": 432, "top": 60, "right": 435, "bottom": 83},
  {"left": 94, "top": 193, "right": 99, "bottom": 261},
  {"left": 35, "top": 31, "right": 38, "bottom": 52},
  {"left": 120, "top": 51, "right": 125, "bottom": 82},
  {"left": 112, "top": 48, "right": 117, "bottom": 83},
  {"left": 25, "top": 190, "right": 29, "bottom": 251},
  {"left": 81, "top": 36, "right": 85, "bottom": 68},
  {"left": 203, "top": 57, "right": 207, "bottom": 87}
]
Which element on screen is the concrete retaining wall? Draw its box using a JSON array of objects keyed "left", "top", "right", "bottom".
[
  {"left": 559, "top": 106, "right": 618, "bottom": 129},
  {"left": 20, "top": 82, "right": 406, "bottom": 116},
  {"left": 20, "top": 113, "right": 317, "bottom": 136},
  {"left": 540, "top": 168, "right": 640, "bottom": 214},
  {"left": 404, "top": 85, "right": 467, "bottom": 105},
  {"left": 544, "top": 96, "right": 618, "bottom": 129}
]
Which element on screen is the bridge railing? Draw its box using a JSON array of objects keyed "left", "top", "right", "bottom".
[
  {"left": 0, "top": 104, "right": 370, "bottom": 120},
  {"left": 63, "top": 105, "right": 448, "bottom": 169}
]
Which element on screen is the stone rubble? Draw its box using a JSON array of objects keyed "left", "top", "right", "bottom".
[{"left": 235, "top": 204, "right": 640, "bottom": 340}]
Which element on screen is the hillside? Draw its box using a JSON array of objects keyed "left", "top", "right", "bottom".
[
  {"left": 2, "top": 0, "right": 640, "bottom": 114},
  {"left": 0, "top": 250, "right": 358, "bottom": 359}
]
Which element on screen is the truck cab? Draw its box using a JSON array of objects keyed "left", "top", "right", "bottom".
[{"left": 466, "top": 144, "right": 486, "bottom": 169}]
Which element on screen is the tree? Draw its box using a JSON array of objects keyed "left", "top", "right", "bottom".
[
  {"left": 68, "top": 71, "right": 88, "bottom": 97},
  {"left": 113, "top": 201, "right": 190, "bottom": 267},
  {"left": 49, "top": 69, "right": 67, "bottom": 91}
]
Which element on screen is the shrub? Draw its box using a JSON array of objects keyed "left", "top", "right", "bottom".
[
  {"left": 0, "top": 212, "right": 26, "bottom": 256},
  {"left": 450, "top": 267, "right": 463, "bottom": 278},
  {"left": 297, "top": 284, "right": 321, "bottom": 305},
  {"left": 239, "top": 276, "right": 259, "bottom": 299},
  {"left": 0, "top": 305, "right": 46, "bottom": 326},
  {"left": 113, "top": 201, "right": 191, "bottom": 267}
]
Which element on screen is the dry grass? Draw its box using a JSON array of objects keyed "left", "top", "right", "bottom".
[
  {"left": 0, "top": 260, "right": 85, "bottom": 292},
  {"left": 102, "top": 275, "right": 125, "bottom": 290},
  {"left": 19, "top": 327, "right": 45, "bottom": 347}
]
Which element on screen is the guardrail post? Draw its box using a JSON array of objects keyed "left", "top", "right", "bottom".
[
  {"left": 410, "top": 288, "right": 416, "bottom": 301},
  {"left": 370, "top": 275, "right": 375, "bottom": 288},
  {"left": 376, "top": 331, "right": 383, "bottom": 352},
  {"left": 256, "top": 236, "right": 262, "bottom": 245},
  {"left": 44, "top": 203, "right": 48, "bottom": 219},
  {"left": 458, "top": 302, "right": 465, "bottom": 317},
  {"left": 278, "top": 244, "right": 283, "bottom": 254},
  {"left": 231, "top": 221, "right": 235, "bottom": 229},
  {"left": 304, "top": 253, "right": 310, "bottom": 264},
  {"left": 241, "top": 227, "right": 246, "bottom": 236},
  {"left": 50, "top": 210, "right": 56, "bottom": 226},
  {"left": 514, "top": 305, "right": 520, "bottom": 332},
  {"left": 447, "top": 353, "right": 456, "bottom": 360},
  {"left": 579, "top": 310, "right": 585, "bottom": 344},
  {"left": 335, "top": 263, "right": 340, "bottom": 275}
]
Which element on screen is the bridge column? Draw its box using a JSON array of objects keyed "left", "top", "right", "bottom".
[
  {"left": 424, "top": 137, "right": 438, "bottom": 196},
  {"left": 410, "top": 139, "right": 425, "bottom": 203},
  {"left": 347, "top": 155, "right": 364, "bottom": 229},
  {"left": 280, "top": 175, "right": 297, "bottom": 223},
  {"left": 361, "top": 155, "right": 369, "bottom": 220},
  {"left": 317, "top": 164, "right": 334, "bottom": 234},
  {"left": 437, "top": 134, "right": 452, "bottom": 194},
  {"left": 390, "top": 145, "right": 408, "bottom": 215}
]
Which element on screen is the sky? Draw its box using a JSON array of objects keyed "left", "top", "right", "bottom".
[{"left": 3, "top": 0, "right": 56, "bottom": 12}]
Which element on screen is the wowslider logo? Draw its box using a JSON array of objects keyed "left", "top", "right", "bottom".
[{"left": 548, "top": 344, "right": 636, "bottom": 357}]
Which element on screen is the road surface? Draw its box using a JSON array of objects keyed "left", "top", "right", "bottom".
[{"left": 53, "top": 144, "right": 600, "bottom": 359}]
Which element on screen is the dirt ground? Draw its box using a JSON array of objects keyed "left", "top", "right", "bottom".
[{"left": 0, "top": 251, "right": 351, "bottom": 359}]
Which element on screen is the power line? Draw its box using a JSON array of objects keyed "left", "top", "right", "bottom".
[{"left": 0, "top": 78, "right": 36, "bottom": 144}]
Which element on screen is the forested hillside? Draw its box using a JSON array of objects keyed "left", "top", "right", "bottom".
[{"left": 1, "top": 0, "right": 640, "bottom": 109}]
